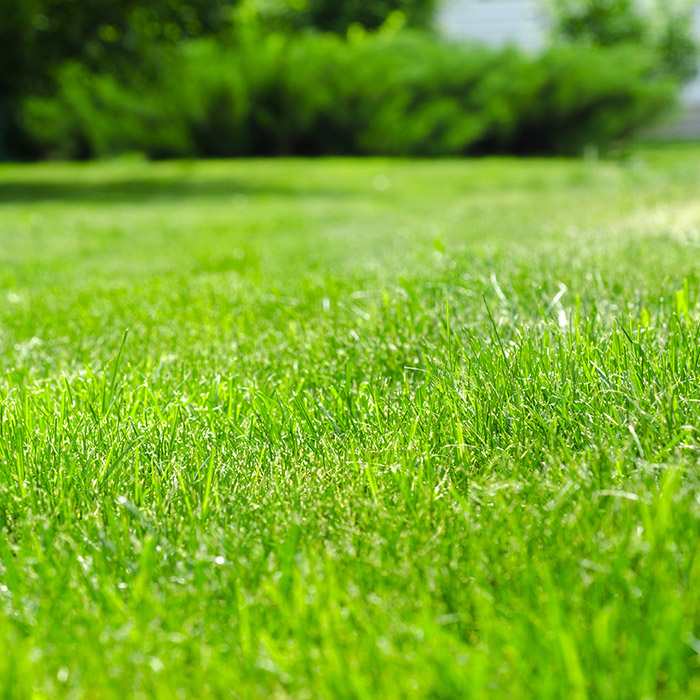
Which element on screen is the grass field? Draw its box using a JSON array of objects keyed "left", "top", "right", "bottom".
[{"left": 1, "top": 147, "right": 700, "bottom": 698}]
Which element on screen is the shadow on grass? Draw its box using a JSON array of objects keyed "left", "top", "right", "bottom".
[{"left": 0, "top": 176, "right": 352, "bottom": 205}]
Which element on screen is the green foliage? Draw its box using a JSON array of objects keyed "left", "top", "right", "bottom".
[
  {"left": 2, "top": 149, "right": 700, "bottom": 697},
  {"left": 1, "top": 0, "right": 239, "bottom": 88},
  {"left": 0, "top": 0, "right": 240, "bottom": 158},
  {"left": 0, "top": 0, "right": 437, "bottom": 159},
  {"left": 297, "top": 0, "right": 437, "bottom": 32},
  {"left": 22, "top": 33, "right": 677, "bottom": 159},
  {"left": 242, "top": 0, "right": 437, "bottom": 33},
  {"left": 545, "top": 0, "right": 699, "bottom": 82}
]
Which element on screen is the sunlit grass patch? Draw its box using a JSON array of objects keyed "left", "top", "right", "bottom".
[{"left": 1, "top": 147, "right": 700, "bottom": 698}]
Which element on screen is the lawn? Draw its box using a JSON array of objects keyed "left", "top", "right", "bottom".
[{"left": 1, "top": 148, "right": 700, "bottom": 698}]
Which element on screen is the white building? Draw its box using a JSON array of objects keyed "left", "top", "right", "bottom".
[
  {"left": 438, "top": 0, "right": 545, "bottom": 50},
  {"left": 438, "top": 0, "right": 700, "bottom": 136}
]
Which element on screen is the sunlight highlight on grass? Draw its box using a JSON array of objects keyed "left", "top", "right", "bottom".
[{"left": 0, "top": 147, "right": 699, "bottom": 698}]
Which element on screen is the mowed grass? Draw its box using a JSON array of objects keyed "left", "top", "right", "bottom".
[{"left": 1, "top": 147, "right": 700, "bottom": 699}]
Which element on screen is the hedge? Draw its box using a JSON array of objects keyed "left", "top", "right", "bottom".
[{"left": 22, "top": 31, "right": 678, "bottom": 158}]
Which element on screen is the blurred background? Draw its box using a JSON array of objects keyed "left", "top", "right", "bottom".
[{"left": 2, "top": 0, "right": 699, "bottom": 161}]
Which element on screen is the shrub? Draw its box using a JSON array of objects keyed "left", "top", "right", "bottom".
[
  {"left": 22, "top": 32, "right": 678, "bottom": 159},
  {"left": 0, "top": 0, "right": 245, "bottom": 158}
]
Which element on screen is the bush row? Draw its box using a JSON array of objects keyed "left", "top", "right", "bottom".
[{"left": 22, "top": 32, "right": 679, "bottom": 158}]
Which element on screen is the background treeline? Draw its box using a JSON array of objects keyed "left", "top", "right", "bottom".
[{"left": 2, "top": 0, "right": 697, "bottom": 160}]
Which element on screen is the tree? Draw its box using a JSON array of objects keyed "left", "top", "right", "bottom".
[
  {"left": 545, "top": 0, "right": 698, "bottom": 82},
  {"left": 242, "top": 0, "right": 438, "bottom": 35},
  {"left": 297, "top": 0, "right": 437, "bottom": 33}
]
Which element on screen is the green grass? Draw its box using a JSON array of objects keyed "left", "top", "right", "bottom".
[{"left": 1, "top": 146, "right": 700, "bottom": 699}]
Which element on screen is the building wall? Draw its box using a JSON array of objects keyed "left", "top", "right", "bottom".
[{"left": 437, "top": 0, "right": 545, "bottom": 50}]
